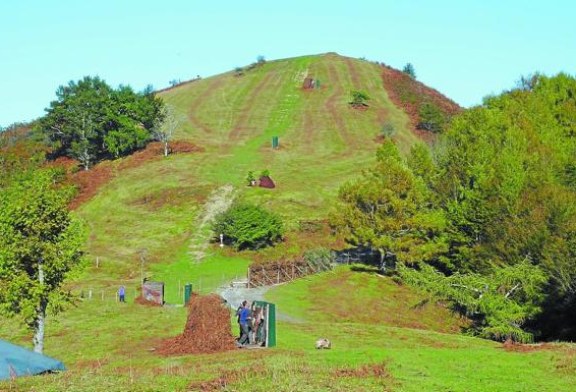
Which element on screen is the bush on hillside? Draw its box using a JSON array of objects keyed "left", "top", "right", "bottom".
[
  {"left": 402, "top": 62, "right": 417, "bottom": 79},
  {"left": 417, "top": 102, "right": 447, "bottom": 133},
  {"left": 213, "top": 202, "right": 284, "bottom": 250},
  {"left": 349, "top": 90, "right": 370, "bottom": 108},
  {"left": 381, "top": 121, "right": 396, "bottom": 138}
]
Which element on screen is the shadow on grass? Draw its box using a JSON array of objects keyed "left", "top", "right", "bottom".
[{"left": 349, "top": 264, "right": 381, "bottom": 274}]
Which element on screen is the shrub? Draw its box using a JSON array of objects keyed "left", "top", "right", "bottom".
[
  {"left": 246, "top": 171, "right": 256, "bottom": 185},
  {"left": 402, "top": 63, "right": 416, "bottom": 79},
  {"left": 417, "top": 102, "right": 446, "bottom": 133},
  {"left": 213, "top": 202, "right": 284, "bottom": 250},
  {"left": 381, "top": 121, "right": 396, "bottom": 138},
  {"left": 349, "top": 90, "right": 370, "bottom": 107}
]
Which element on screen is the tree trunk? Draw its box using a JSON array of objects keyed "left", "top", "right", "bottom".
[
  {"left": 33, "top": 260, "right": 46, "bottom": 353},
  {"left": 33, "top": 301, "right": 46, "bottom": 353},
  {"left": 164, "top": 140, "right": 169, "bottom": 157},
  {"left": 379, "top": 248, "right": 386, "bottom": 273}
]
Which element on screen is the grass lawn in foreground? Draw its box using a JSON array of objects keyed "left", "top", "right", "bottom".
[{"left": 2, "top": 265, "right": 575, "bottom": 391}]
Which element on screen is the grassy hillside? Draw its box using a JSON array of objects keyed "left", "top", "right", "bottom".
[
  {"left": 65, "top": 53, "right": 423, "bottom": 293},
  {"left": 159, "top": 53, "right": 417, "bottom": 216},
  {"left": 3, "top": 54, "right": 574, "bottom": 391}
]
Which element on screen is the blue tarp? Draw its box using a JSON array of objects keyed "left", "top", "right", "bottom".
[{"left": 0, "top": 339, "right": 65, "bottom": 380}]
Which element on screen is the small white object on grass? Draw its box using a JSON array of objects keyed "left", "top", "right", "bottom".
[{"left": 315, "top": 338, "right": 331, "bottom": 349}]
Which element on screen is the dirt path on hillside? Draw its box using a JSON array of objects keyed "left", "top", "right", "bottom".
[{"left": 188, "top": 184, "right": 236, "bottom": 262}]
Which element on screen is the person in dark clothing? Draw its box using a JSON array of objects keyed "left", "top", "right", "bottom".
[
  {"left": 118, "top": 285, "right": 126, "bottom": 303},
  {"left": 235, "top": 301, "right": 246, "bottom": 339},
  {"left": 237, "top": 300, "right": 251, "bottom": 346}
]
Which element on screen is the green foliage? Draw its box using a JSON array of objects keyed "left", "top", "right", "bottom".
[
  {"left": 0, "top": 168, "right": 85, "bottom": 338},
  {"left": 152, "top": 105, "right": 182, "bottom": 157},
  {"left": 36, "top": 76, "right": 164, "bottom": 168},
  {"left": 331, "top": 140, "right": 448, "bottom": 266},
  {"left": 246, "top": 170, "right": 256, "bottom": 184},
  {"left": 260, "top": 169, "right": 270, "bottom": 178},
  {"left": 0, "top": 138, "right": 47, "bottom": 187},
  {"left": 417, "top": 101, "right": 447, "bottom": 133},
  {"left": 349, "top": 90, "right": 370, "bottom": 107},
  {"left": 402, "top": 62, "right": 416, "bottom": 79},
  {"left": 212, "top": 202, "right": 284, "bottom": 250},
  {"left": 380, "top": 121, "right": 396, "bottom": 138},
  {"left": 427, "top": 73, "right": 576, "bottom": 339},
  {"left": 397, "top": 261, "right": 547, "bottom": 342},
  {"left": 407, "top": 142, "right": 437, "bottom": 192},
  {"left": 331, "top": 73, "right": 576, "bottom": 341}
]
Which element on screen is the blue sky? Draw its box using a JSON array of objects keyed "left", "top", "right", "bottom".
[{"left": 1, "top": 0, "right": 574, "bottom": 126}]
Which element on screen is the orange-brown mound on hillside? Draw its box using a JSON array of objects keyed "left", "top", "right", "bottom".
[{"left": 156, "top": 294, "right": 236, "bottom": 355}]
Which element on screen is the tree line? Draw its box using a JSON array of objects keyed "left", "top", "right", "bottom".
[{"left": 332, "top": 73, "right": 576, "bottom": 342}]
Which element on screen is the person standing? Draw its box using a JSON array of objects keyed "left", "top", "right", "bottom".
[
  {"left": 235, "top": 301, "right": 244, "bottom": 339},
  {"left": 118, "top": 285, "right": 126, "bottom": 303},
  {"left": 237, "top": 300, "right": 251, "bottom": 346}
]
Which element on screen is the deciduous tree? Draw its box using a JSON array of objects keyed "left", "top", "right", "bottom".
[{"left": 0, "top": 168, "right": 84, "bottom": 353}]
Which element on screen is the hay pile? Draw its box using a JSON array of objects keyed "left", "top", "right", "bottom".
[{"left": 156, "top": 294, "right": 236, "bottom": 355}]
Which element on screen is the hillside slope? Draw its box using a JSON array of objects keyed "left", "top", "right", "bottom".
[{"left": 69, "top": 53, "right": 456, "bottom": 286}]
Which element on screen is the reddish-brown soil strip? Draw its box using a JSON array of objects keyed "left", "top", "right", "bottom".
[
  {"left": 324, "top": 62, "right": 358, "bottom": 150},
  {"left": 186, "top": 78, "right": 226, "bottom": 135},
  {"left": 380, "top": 64, "right": 462, "bottom": 142},
  {"left": 228, "top": 72, "right": 276, "bottom": 144},
  {"left": 343, "top": 57, "right": 362, "bottom": 89}
]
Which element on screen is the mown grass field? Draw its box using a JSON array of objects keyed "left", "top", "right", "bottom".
[
  {"left": 2, "top": 54, "right": 575, "bottom": 391},
  {"left": 3, "top": 266, "right": 575, "bottom": 391}
]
